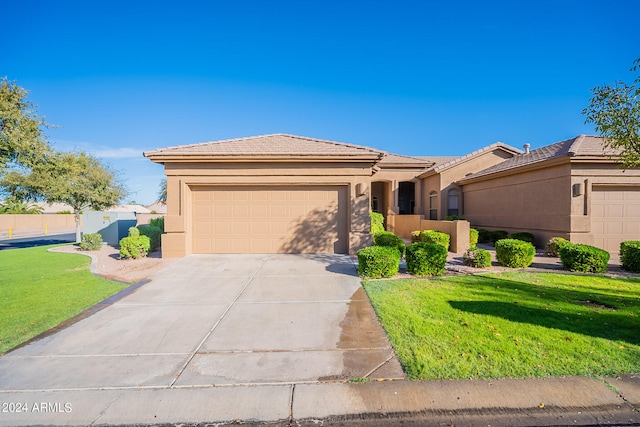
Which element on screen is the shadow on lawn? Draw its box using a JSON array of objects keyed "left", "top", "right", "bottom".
[
  {"left": 448, "top": 274, "right": 640, "bottom": 346},
  {"left": 449, "top": 301, "right": 640, "bottom": 346}
]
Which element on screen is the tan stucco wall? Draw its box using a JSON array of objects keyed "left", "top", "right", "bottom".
[
  {"left": 460, "top": 161, "right": 572, "bottom": 246},
  {"left": 460, "top": 159, "right": 640, "bottom": 247},
  {"left": 387, "top": 215, "right": 471, "bottom": 253},
  {"left": 420, "top": 149, "right": 516, "bottom": 219},
  {"left": 160, "top": 161, "right": 375, "bottom": 257}
]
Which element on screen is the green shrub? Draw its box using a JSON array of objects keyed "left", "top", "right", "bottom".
[
  {"left": 510, "top": 232, "right": 535, "bottom": 245},
  {"left": 406, "top": 242, "right": 448, "bottom": 276},
  {"left": 469, "top": 228, "right": 479, "bottom": 247},
  {"left": 477, "top": 228, "right": 492, "bottom": 244},
  {"left": 620, "top": 241, "right": 640, "bottom": 273},
  {"left": 127, "top": 226, "right": 140, "bottom": 237},
  {"left": 370, "top": 212, "right": 385, "bottom": 234},
  {"left": 444, "top": 215, "right": 465, "bottom": 221},
  {"left": 79, "top": 233, "right": 102, "bottom": 251},
  {"left": 545, "top": 237, "right": 570, "bottom": 257},
  {"left": 119, "top": 235, "right": 151, "bottom": 259},
  {"left": 357, "top": 246, "right": 401, "bottom": 278},
  {"left": 462, "top": 247, "right": 492, "bottom": 268},
  {"left": 495, "top": 239, "right": 536, "bottom": 268},
  {"left": 410, "top": 230, "right": 421, "bottom": 243},
  {"left": 490, "top": 230, "right": 509, "bottom": 242},
  {"left": 374, "top": 231, "right": 406, "bottom": 258},
  {"left": 137, "top": 225, "right": 162, "bottom": 252},
  {"left": 559, "top": 243, "right": 610, "bottom": 273},
  {"left": 149, "top": 217, "right": 165, "bottom": 233},
  {"left": 419, "top": 230, "right": 450, "bottom": 251},
  {"left": 119, "top": 227, "right": 149, "bottom": 259}
]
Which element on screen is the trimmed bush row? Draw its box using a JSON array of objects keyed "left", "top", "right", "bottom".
[
  {"left": 495, "top": 239, "right": 536, "bottom": 268},
  {"left": 418, "top": 230, "right": 450, "bottom": 250},
  {"left": 463, "top": 247, "right": 492, "bottom": 268},
  {"left": 138, "top": 225, "right": 162, "bottom": 252},
  {"left": 149, "top": 217, "right": 165, "bottom": 233},
  {"left": 559, "top": 243, "right": 609, "bottom": 273},
  {"left": 545, "top": 237, "right": 570, "bottom": 257},
  {"left": 357, "top": 246, "right": 401, "bottom": 278},
  {"left": 621, "top": 241, "right": 640, "bottom": 273},
  {"left": 374, "top": 231, "right": 406, "bottom": 258},
  {"left": 406, "top": 242, "right": 448, "bottom": 276}
]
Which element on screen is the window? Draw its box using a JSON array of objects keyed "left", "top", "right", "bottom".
[
  {"left": 372, "top": 196, "right": 379, "bottom": 213},
  {"left": 447, "top": 189, "right": 460, "bottom": 217},
  {"left": 429, "top": 191, "right": 438, "bottom": 220}
]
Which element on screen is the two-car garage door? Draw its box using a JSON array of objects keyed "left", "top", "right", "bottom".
[
  {"left": 591, "top": 186, "right": 640, "bottom": 253},
  {"left": 192, "top": 186, "right": 348, "bottom": 254}
]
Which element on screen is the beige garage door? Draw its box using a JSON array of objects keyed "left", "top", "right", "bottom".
[
  {"left": 591, "top": 186, "right": 640, "bottom": 253},
  {"left": 191, "top": 185, "right": 348, "bottom": 254}
]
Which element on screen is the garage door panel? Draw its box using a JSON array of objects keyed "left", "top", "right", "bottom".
[
  {"left": 592, "top": 187, "right": 640, "bottom": 253},
  {"left": 191, "top": 186, "right": 347, "bottom": 254}
]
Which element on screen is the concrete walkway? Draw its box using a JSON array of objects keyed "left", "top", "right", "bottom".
[{"left": 1, "top": 253, "right": 640, "bottom": 426}]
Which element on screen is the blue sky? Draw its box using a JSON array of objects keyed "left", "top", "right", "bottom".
[{"left": 3, "top": 0, "right": 639, "bottom": 205}]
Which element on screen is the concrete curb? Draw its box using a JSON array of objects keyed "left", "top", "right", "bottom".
[{"left": 1, "top": 376, "right": 639, "bottom": 426}]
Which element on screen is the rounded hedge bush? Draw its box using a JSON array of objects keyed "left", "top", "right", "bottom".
[
  {"left": 357, "top": 246, "right": 401, "bottom": 278},
  {"left": 620, "top": 241, "right": 640, "bottom": 273},
  {"left": 119, "top": 235, "right": 151, "bottom": 259},
  {"left": 374, "top": 231, "right": 406, "bottom": 258},
  {"left": 79, "top": 233, "right": 103, "bottom": 251},
  {"left": 406, "top": 242, "right": 448, "bottom": 276},
  {"left": 510, "top": 232, "right": 535, "bottom": 245},
  {"left": 419, "top": 230, "right": 450, "bottom": 251},
  {"left": 463, "top": 247, "right": 492, "bottom": 268},
  {"left": 494, "top": 239, "right": 536, "bottom": 268},
  {"left": 545, "top": 237, "right": 570, "bottom": 257},
  {"left": 559, "top": 243, "right": 610, "bottom": 273},
  {"left": 469, "top": 228, "right": 479, "bottom": 247},
  {"left": 138, "top": 225, "right": 162, "bottom": 252},
  {"left": 490, "top": 230, "right": 509, "bottom": 242},
  {"left": 370, "top": 212, "right": 385, "bottom": 234}
]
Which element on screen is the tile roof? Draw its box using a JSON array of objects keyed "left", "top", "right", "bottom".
[
  {"left": 420, "top": 142, "right": 522, "bottom": 175},
  {"left": 144, "top": 134, "right": 384, "bottom": 159},
  {"left": 459, "top": 135, "right": 613, "bottom": 181},
  {"left": 417, "top": 155, "right": 459, "bottom": 165},
  {"left": 378, "top": 152, "right": 434, "bottom": 166}
]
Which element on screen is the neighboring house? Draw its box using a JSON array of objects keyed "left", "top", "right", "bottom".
[
  {"left": 145, "top": 133, "right": 640, "bottom": 257},
  {"left": 456, "top": 135, "right": 640, "bottom": 253},
  {"left": 146, "top": 201, "right": 167, "bottom": 214}
]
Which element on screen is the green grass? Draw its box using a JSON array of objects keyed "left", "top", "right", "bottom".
[
  {"left": 0, "top": 245, "right": 128, "bottom": 354},
  {"left": 363, "top": 272, "right": 640, "bottom": 380}
]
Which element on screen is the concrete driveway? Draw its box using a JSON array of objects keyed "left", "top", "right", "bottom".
[{"left": 0, "top": 254, "right": 404, "bottom": 391}]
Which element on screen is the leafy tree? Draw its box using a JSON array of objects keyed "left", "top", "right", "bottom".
[
  {"left": 21, "top": 152, "right": 126, "bottom": 241},
  {"left": 0, "top": 197, "right": 43, "bottom": 214},
  {"left": 0, "top": 78, "right": 52, "bottom": 172},
  {"left": 582, "top": 58, "right": 640, "bottom": 168},
  {"left": 158, "top": 178, "right": 167, "bottom": 203}
]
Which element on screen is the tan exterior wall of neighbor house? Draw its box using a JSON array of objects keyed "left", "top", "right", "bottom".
[
  {"left": 460, "top": 161, "right": 572, "bottom": 246},
  {"left": 420, "top": 149, "right": 517, "bottom": 219},
  {"left": 460, "top": 160, "right": 640, "bottom": 251},
  {"left": 160, "top": 161, "right": 375, "bottom": 257}
]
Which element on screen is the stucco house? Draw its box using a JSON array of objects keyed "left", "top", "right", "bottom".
[{"left": 144, "top": 134, "right": 640, "bottom": 257}]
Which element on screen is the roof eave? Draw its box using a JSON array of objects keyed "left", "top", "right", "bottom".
[
  {"left": 144, "top": 153, "right": 384, "bottom": 164},
  {"left": 457, "top": 156, "right": 571, "bottom": 185}
]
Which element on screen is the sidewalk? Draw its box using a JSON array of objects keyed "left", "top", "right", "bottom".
[{"left": 1, "top": 375, "right": 639, "bottom": 426}]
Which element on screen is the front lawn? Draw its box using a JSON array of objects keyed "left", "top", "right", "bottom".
[
  {"left": 0, "top": 245, "right": 128, "bottom": 354},
  {"left": 363, "top": 272, "right": 640, "bottom": 380}
]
